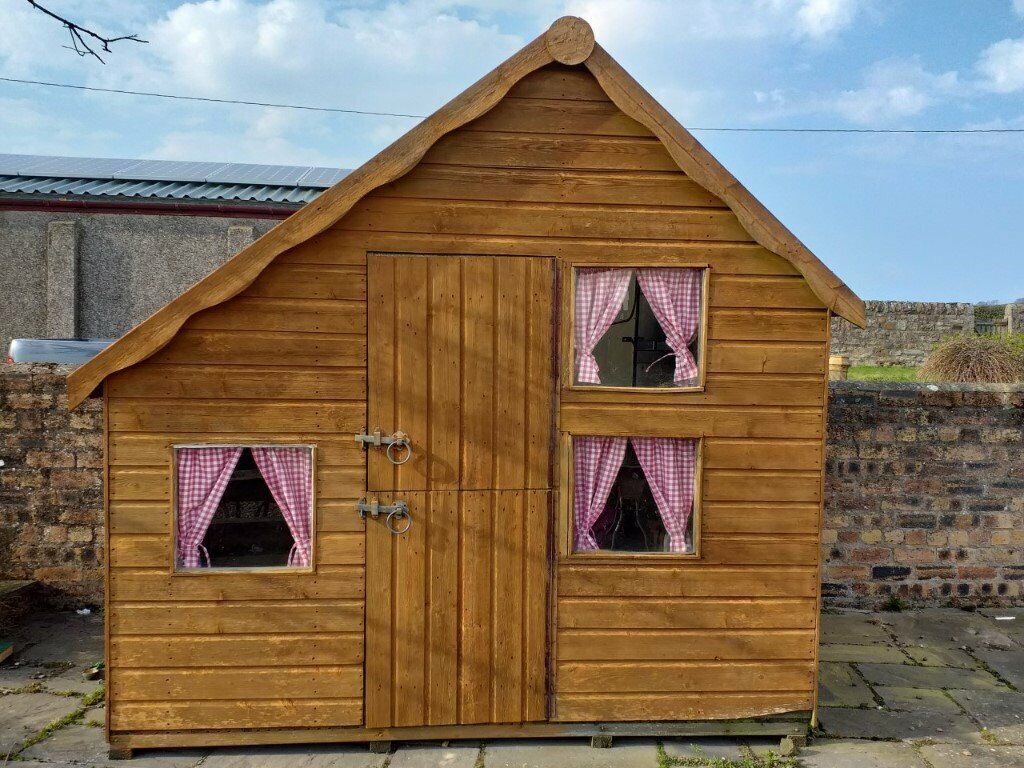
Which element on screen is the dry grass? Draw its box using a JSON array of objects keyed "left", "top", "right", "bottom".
[{"left": 920, "top": 334, "right": 1024, "bottom": 384}]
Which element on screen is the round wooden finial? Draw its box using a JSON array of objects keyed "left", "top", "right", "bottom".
[{"left": 545, "top": 16, "right": 594, "bottom": 65}]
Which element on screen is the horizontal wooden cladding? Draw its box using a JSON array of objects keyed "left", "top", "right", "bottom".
[
  {"left": 711, "top": 276, "right": 824, "bottom": 310},
  {"left": 423, "top": 131, "right": 681, "bottom": 173},
  {"left": 557, "top": 630, "right": 815, "bottom": 661},
  {"left": 700, "top": 537, "right": 818, "bottom": 566},
  {"left": 291, "top": 230, "right": 798, "bottom": 276},
  {"left": 109, "top": 434, "right": 363, "bottom": 467},
  {"left": 339, "top": 197, "right": 751, "bottom": 243},
  {"left": 108, "top": 465, "right": 362, "bottom": 501},
  {"left": 110, "top": 532, "right": 363, "bottom": 568},
  {"left": 561, "top": 376, "right": 824, "bottom": 408},
  {"left": 507, "top": 66, "right": 610, "bottom": 101},
  {"left": 558, "top": 566, "right": 816, "bottom": 598},
  {"left": 110, "top": 600, "right": 363, "bottom": 635},
  {"left": 108, "top": 365, "right": 365, "bottom": 402},
  {"left": 465, "top": 96, "right": 653, "bottom": 137},
  {"left": 107, "top": 400, "right": 364, "bottom": 434},
  {"left": 704, "top": 503, "right": 821, "bottom": 535},
  {"left": 109, "top": 568, "right": 364, "bottom": 601},
  {"left": 148, "top": 330, "right": 365, "bottom": 368},
  {"left": 704, "top": 439, "right": 821, "bottom": 470},
  {"left": 553, "top": 692, "right": 813, "bottom": 723},
  {"left": 707, "top": 342, "right": 827, "bottom": 375},
  {"left": 188, "top": 297, "right": 365, "bottom": 335},
  {"left": 558, "top": 598, "right": 817, "bottom": 630},
  {"left": 559, "top": 405, "right": 822, "bottom": 439},
  {"left": 112, "top": 666, "right": 362, "bottom": 702},
  {"left": 241, "top": 264, "right": 366, "bottom": 301},
  {"left": 704, "top": 470, "right": 821, "bottom": 503},
  {"left": 377, "top": 164, "right": 725, "bottom": 208},
  {"left": 556, "top": 661, "right": 815, "bottom": 694},
  {"left": 110, "top": 634, "right": 363, "bottom": 668},
  {"left": 110, "top": 699, "right": 363, "bottom": 731},
  {"left": 708, "top": 309, "right": 828, "bottom": 342}
]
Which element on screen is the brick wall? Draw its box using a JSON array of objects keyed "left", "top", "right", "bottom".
[
  {"left": 825, "top": 381, "right": 1023, "bottom": 608},
  {"left": 831, "top": 300, "right": 975, "bottom": 367},
  {"left": 1, "top": 366, "right": 1021, "bottom": 610},
  {"left": 0, "top": 364, "right": 102, "bottom": 607}
]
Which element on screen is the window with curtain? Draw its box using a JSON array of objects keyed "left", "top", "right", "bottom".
[
  {"left": 573, "top": 267, "right": 704, "bottom": 388},
  {"left": 572, "top": 435, "right": 698, "bottom": 554},
  {"left": 174, "top": 445, "right": 314, "bottom": 570}
]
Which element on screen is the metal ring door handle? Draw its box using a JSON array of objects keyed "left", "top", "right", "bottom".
[
  {"left": 386, "top": 437, "right": 412, "bottom": 465},
  {"left": 386, "top": 506, "right": 412, "bottom": 535}
]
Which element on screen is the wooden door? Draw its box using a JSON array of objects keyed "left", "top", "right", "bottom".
[{"left": 364, "top": 253, "right": 554, "bottom": 728}]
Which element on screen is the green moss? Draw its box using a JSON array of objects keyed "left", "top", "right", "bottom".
[
  {"left": 847, "top": 365, "right": 919, "bottom": 382},
  {"left": 656, "top": 741, "right": 798, "bottom": 768}
]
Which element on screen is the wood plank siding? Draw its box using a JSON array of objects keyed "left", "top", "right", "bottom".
[{"left": 104, "top": 64, "right": 826, "bottom": 738}]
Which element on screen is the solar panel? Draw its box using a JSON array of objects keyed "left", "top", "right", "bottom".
[
  {"left": 113, "top": 160, "right": 227, "bottom": 183},
  {"left": 296, "top": 166, "right": 349, "bottom": 187},
  {"left": 0, "top": 154, "right": 141, "bottom": 180},
  {"left": 206, "top": 163, "right": 309, "bottom": 186}
]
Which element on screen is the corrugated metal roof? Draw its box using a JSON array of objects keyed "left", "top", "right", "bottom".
[{"left": 0, "top": 153, "right": 350, "bottom": 206}]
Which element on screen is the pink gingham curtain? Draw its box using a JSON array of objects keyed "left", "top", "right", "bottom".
[
  {"left": 176, "top": 447, "right": 243, "bottom": 568},
  {"left": 574, "top": 268, "right": 632, "bottom": 384},
  {"left": 636, "top": 268, "right": 702, "bottom": 383},
  {"left": 251, "top": 447, "right": 313, "bottom": 567},
  {"left": 573, "top": 436, "right": 628, "bottom": 551},
  {"left": 632, "top": 437, "right": 698, "bottom": 553}
]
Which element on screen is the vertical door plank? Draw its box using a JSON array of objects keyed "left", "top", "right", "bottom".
[
  {"left": 523, "top": 490, "right": 550, "bottom": 721},
  {"left": 494, "top": 259, "right": 529, "bottom": 489},
  {"left": 492, "top": 490, "right": 525, "bottom": 722},
  {"left": 459, "top": 490, "right": 493, "bottom": 723},
  {"left": 367, "top": 255, "right": 396, "bottom": 491},
  {"left": 395, "top": 258, "right": 430, "bottom": 491},
  {"left": 393, "top": 491, "right": 426, "bottom": 726},
  {"left": 364, "top": 514, "right": 394, "bottom": 727},
  {"left": 428, "top": 258, "right": 462, "bottom": 489},
  {"left": 426, "top": 490, "right": 459, "bottom": 725},
  {"left": 461, "top": 259, "right": 496, "bottom": 489},
  {"left": 526, "top": 260, "right": 555, "bottom": 489}
]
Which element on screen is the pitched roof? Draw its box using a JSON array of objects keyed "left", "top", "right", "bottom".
[
  {"left": 67, "top": 16, "right": 866, "bottom": 408},
  {"left": 0, "top": 153, "right": 349, "bottom": 206}
]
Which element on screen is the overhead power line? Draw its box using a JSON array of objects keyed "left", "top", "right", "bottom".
[{"left": 3, "top": 75, "right": 1024, "bottom": 134}]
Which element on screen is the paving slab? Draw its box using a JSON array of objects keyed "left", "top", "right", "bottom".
[
  {"left": 43, "top": 664, "right": 105, "bottom": 695},
  {"left": 799, "top": 739, "right": 930, "bottom": 767},
  {"left": 388, "top": 743, "right": 481, "bottom": 768},
  {"left": 821, "top": 613, "right": 893, "bottom": 645},
  {"left": 975, "top": 648, "right": 1024, "bottom": 689},
  {"left": 21, "top": 723, "right": 205, "bottom": 767},
  {"left": 903, "top": 644, "right": 978, "bottom": 668},
  {"left": 881, "top": 609, "right": 1016, "bottom": 651},
  {"left": 201, "top": 743, "right": 389, "bottom": 768},
  {"left": 818, "top": 705, "right": 982, "bottom": 742},
  {"left": 820, "top": 643, "right": 910, "bottom": 664},
  {"left": 858, "top": 662, "right": 1008, "bottom": 690},
  {"left": 874, "top": 685, "right": 962, "bottom": 713},
  {"left": 485, "top": 738, "right": 659, "bottom": 767},
  {"left": 0, "top": 691, "right": 83, "bottom": 757},
  {"left": 0, "top": 662, "right": 53, "bottom": 691},
  {"left": 818, "top": 662, "right": 876, "bottom": 707},
  {"left": 662, "top": 737, "right": 746, "bottom": 760},
  {"left": 947, "top": 689, "right": 1024, "bottom": 744},
  {"left": 919, "top": 743, "right": 1024, "bottom": 767},
  {"left": 13, "top": 611, "right": 104, "bottom": 666}
]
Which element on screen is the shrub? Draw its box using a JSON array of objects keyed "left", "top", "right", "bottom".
[{"left": 920, "top": 334, "right": 1024, "bottom": 384}]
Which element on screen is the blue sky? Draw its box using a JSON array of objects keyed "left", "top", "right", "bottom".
[{"left": 1, "top": 0, "right": 1022, "bottom": 301}]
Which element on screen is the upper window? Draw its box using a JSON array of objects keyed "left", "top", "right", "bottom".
[
  {"left": 174, "top": 445, "right": 314, "bottom": 571},
  {"left": 572, "top": 435, "right": 699, "bottom": 555},
  {"left": 573, "top": 267, "right": 704, "bottom": 388}
]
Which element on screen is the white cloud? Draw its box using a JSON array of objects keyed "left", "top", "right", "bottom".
[
  {"left": 793, "top": 0, "right": 862, "bottom": 39},
  {"left": 976, "top": 37, "right": 1024, "bottom": 93},
  {"left": 1014, "top": 0, "right": 1024, "bottom": 17},
  {"left": 832, "top": 58, "right": 959, "bottom": 124}
]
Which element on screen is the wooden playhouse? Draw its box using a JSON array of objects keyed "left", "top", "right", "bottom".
[{"left": 67, "top": 16, "right": 865, "bottom": 757}]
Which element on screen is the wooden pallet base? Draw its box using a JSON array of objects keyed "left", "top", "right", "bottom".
[{"left": 111, "top": 714, "right": 811, "bottom": 753}]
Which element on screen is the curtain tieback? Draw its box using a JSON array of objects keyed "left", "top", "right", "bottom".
[
  {"left": 196, "top": 543, "right": 211, "bottom": 567},
  {"left": 287, "top": 540, "right": 310, "bottom": 567},
  {"left": 644, "top": 351, "right": 675, "bottom": 373}
]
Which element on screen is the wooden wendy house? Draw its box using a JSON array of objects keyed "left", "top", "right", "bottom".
[{"left": 67, "top": 16, "right": 865, "bottom": 757}]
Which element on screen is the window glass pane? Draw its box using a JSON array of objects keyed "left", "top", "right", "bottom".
[
  {"left": 175, "top": 445, "right": 313, "bottom": 570},
  {"left": 573, "top": 436, "right": 697, "bottom": 554},
  {"left": 573, "top": 268, "right": 702, "bottom": 388}
]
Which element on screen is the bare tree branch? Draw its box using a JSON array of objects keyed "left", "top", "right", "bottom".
[{"left": 25, "top": 0, "right": 147, "bottom": 64}]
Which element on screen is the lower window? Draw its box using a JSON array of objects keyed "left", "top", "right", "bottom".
[
  {"left": 572, "top": 435, "right": 698, "bottom": 554},
  {"left": 174, "top": 445, "right": 314, "bottom": 570}
]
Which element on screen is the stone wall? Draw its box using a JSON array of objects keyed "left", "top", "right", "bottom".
[
  {"left": 824, "top": 381, "right": 1023, "bottom": 608},
  {"left": 1, "top": 367, "right": 1021, "bottom": 610},
  {"left": 0, "top": 364, "right": 102, "bottom": 607},
  {"left": 831, "top": 300, "right": 975, "bottom": 367}
]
